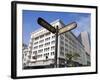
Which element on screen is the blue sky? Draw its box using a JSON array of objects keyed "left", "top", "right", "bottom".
[{"left": 22, "top": 10, "right": 91, "bottom": 45}]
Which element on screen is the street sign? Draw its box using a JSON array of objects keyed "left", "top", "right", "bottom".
[
  {"left": 37, "top": 17, "right": 56, "bottom": 34},
  {"left": 37, "top": 17, "right": 77, "bottom": 68},
  {"left": 58, "top": 22, "right": 77, "bottom": 35}
]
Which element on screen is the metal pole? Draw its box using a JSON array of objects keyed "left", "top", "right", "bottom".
[{"left": 55, "top": 26, "right": 58, "bottom": 68}]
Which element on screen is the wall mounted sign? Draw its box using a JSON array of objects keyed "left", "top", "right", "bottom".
[{"left": 11, "top": 1, "right": 98, "bottom": 79}]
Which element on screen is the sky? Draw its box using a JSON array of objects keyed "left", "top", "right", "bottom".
[{"left": 22, "top": 10, "right": 91, "bottom": 45}]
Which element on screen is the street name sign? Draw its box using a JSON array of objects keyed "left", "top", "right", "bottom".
[
  {"left": 58, "top": 22, "right": 77, "bottom": 35},
  {"left": 38, "top": 17, "right": 56, "bottom": 34}
]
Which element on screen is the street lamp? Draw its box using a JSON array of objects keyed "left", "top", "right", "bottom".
[{"left": 37, "top": 17, "right": 77, "bottom": 68}]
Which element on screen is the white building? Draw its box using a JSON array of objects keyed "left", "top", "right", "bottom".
[
  {"left": 22, "top": 44, "right": 30, "bottom": 68},
  {"left": 26, "top": 19, "right": 88, "bottom": 68}
]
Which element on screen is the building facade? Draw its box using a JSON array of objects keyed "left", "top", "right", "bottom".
[
  {"left": 22, "top": 43, "right": 30, "bottom": 68},
  {"left": 78, "top": 31, "right": 91, "bottom": 65},
  {"left": 78, "top": 31, "right": 91, "bottom": 55},
  {"left": 24, "top": 19, "right": 88, "bottom": 68}
]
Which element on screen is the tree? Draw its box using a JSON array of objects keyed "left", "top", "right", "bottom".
[{"left": 65, "top": 52, "right": 80, "bottom": 67}]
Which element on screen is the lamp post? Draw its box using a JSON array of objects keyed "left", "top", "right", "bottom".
[{"left": 37, "top": 17, "right": 77, "bottom": 68}]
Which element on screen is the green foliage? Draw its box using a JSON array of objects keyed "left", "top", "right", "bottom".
[
  {"left": 65, "top": 52, "right": 80, "bottom": 60},
  {"left": 65, "top": 52, "right": 80, "bottom": 67}
]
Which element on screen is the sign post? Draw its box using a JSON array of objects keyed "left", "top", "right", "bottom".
[
  {"left": 55, "top": 26, "right": 58, "bottom": 68},
  {"left": 37, "top": 17, "right": 77, "bottom": 68}
]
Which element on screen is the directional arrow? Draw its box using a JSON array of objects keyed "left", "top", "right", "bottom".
[
  {"left": 37, "top": 17, "right": 56, "bottom": 34},
  {"left": 58, "top": 22, "right": 77, "bottom": 35}
]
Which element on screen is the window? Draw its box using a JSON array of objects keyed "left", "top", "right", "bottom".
[
  {"left": 60, "top": 52, "right": 64, "bottom": 56},
  {"left": 52, "top": 35, "right": 55, "bottom": 39},
  {"left": 40, "top": 35, "right": 44, "bottom": 38},
  {"left": 37, "top": 54, "right": 42, "bottom": 58},
  {"left": 27, "top": 55, "right": 31, "bottom": 59},
  {"left": 65, "top": 39, "right": 68, "bottom": 42},
  {"left": 39, "top": 44, "right": 43, "bottom": 48},
  {"left": 35, "top": 37, "right": 39, "bottom": 40},
  {"left": 60, "top": 45, "right": 64, "bottom": 55},
  {"left": 51, "top": 46, "right": 55, "bottom": 50},
  {"left": 33, "top": 51, "right": 37, "bottom": 54},
  {"left": 34, "top": 41, "right": 38, "bottom": 45},
  {"left": 39, "top": 39, "right": 44, "bottom": 43},
  {"left": 65, "top": 48, "right": 68, "bottom": 52},
  {"left": 29, "top": 51, "right": 32, "bottom": 53},
  {"left": 51, "top": 52, "right": 55, "bottom": 55},
  {"left": 65, "top": 43, "right": 68, "bottom": 47},
  {"left": 45, "top": 42, "right": 50, "bottom": 46},
  {"left": 38, "top": 49, "right": 43, "bottom": 53},
  {"left": 45, "top": 37, "right": 50, "bottom": 41},
  {"left": 32, "top": 56, "right": 37, "bottom": 59},
  {"left": 25, "top": 53, "right": 27, "bottom": 56},
  {"left": 60, "top": 35, "right": 64, "bottom": 40},
  {"left": 60, "top": 41, "right": 64, "bottom": 45},
  {"left": 44, "top": 47, "right": 50, "bottom": 52},
  {"left": 51, "top": 40, "right": 55, "bottom": 44},
  {"left": 34, "top": 46, "right": 38, "bottom": 49},
  {"left": 44, "top": 53, "right": 49, "bottom": 56},
  {"left": 45, "top": 32, "right": 51, "bottom": 36},
  {"left": 60, "top": 46, "right": 64, "bottom": 52}
]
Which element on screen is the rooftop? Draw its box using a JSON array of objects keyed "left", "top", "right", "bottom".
[{"left": 30, "top": 19, "right": 84, "bottom": 48}]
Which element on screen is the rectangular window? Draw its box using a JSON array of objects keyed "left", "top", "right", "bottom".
[
  {"left": 60, "top": 46, "right": 64, "bottom": 52},
  {"left": 38, "top": 49, "right": 43, "bottom": 53},
  {"left": 39, "top": 39, "right": 44, "bottom": 43},
  {"left": 34, "top": 41, "right": 38, "bottom": 45},
  {"left": 51, "top": 52, "right": 55, "bottom": 55},
  {"left": 37, "top": 54, "right": 42, "bottom": 58},
  {"left": 34, "top": 37, "right": 39, "bottom": 40},
  {"left": 60, "top": 35, "right": 64, "bottom": 40},
  {"left": 45, "top": 37, "right": 50, "bottom": 41},
  {"left": 65, "top": 48, "right": 68, "bottom": 53},
  {"left": 60, "top": 52, "right": 64, "bottom": 56},
  {"left": 33, "top": 51, "right": 37, "bottom": 54},
  {"left": 51, "top": 46, "right": 55, "bottom": 50},
  {"left": 44, "top": 53, "right": 49, "bottom": 56},
  {"left": 65, "top": 43, "right": 68, "bottom": 47},
  {"left": 45, "top": 32, "right": 51, "bottom": 36},
  {"left": 39, "top": 44, "right": 43, "bottom": 48},
  {"left": 40, "top": 35, "right": 44, "bottom": 38},
  {"left": 60, "top": 41, "right": 64, "bottom": 45},
  {"left": 65, "top": 39, "right": 68, "bottom": 42},
  {"left": 34, "top": 46, "right": 38, "bottom": 49},
  {"left": 52, "top": 35, "right": 55, "bottom": 39},
  {"left": 45, "top": 42, "right": 50, "bottom": 46},
  {"left": 44, "top": 47, "right": 50, "bottom": 52},
  {"left": 51, "top": 40, "right": 55, "bottom": 44},
  {"left": 32, "top": 56, "right": 37, "bottom": 59}
]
